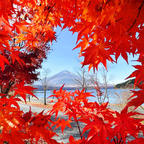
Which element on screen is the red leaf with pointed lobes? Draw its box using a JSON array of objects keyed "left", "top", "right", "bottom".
[
  {"left": 0, "top": 55, "right": 9, "bottom": 71},
  {"left": 126, "top": 89, "right": 144, "bottom": 108},
  {"left": 74, "top": 89, "right": 94, "bottom": 101},
  {"left": 13, "top": 81, "right": 37, "bottom": 102},
  {"left": 0, "top": 0, "right": 144, "bottom": 143},
  {"left": 82, "top": 43, "right": 114, "bottom": 70},
  {"left": 22, "top": 108, "right": 32, "bottom": 123},
  {"left": 68, "top": 135, "right": 85, "bottom": 144},
  {"left": 53, "top": 118, "right": 72, "bottom": 133},
  {"left": 126, "top": 64, "right": 144, "bottom": 86},
  {"left": 113, "top": 107, "right": 144, "bottom": 141},
  {"left": 0, "top": 95, "right": 20, "bottom": 109},
  {"left": 0, "top": 0, "right": 14, "bottom": 20},
  {"left": 10, "top": 50, "right": 25, "bottom": 66},
  {"left": 129, "top": 138, "right": 144, "bottom": 144},
  {"left": 81, "top": 115, "right": 112, "bottom": 143},
  {"left": 0, "top": 30, "right": 10, "bottom": 41}
]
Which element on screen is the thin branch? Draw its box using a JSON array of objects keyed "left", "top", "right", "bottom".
[
  {"left": 127, "top": 0, "right": 144, "bottom": 32},
  {"left": 69, "top": 108, "right": 83, "bottom": 139},
  {"left": 74, "top": 78, "right": 83, "bottom": 86},
  {"left": 140, "top": 105, "right": 144, "bottom": 111},
  {"left": 75, "top": 119, "right": 83, "bottom": 140}
]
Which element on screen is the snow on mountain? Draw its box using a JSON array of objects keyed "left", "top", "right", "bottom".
[{"left": 46, "top": 70, "right": 79, "bottom": 87}]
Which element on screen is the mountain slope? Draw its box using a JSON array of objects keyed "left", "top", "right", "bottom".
[
  {"left": 47, "top": 70, "right": 79, "bottom": 87},
  {"left": 115, "top": 79, "right": 135, "bottom": 88}
]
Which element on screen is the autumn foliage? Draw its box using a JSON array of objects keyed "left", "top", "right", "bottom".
[{"left": 0, "top": 0, "right": 144, "bottom": 143}]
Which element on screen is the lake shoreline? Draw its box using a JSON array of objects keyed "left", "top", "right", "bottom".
[{"left": 20, "top": 90, "right": 132, "bottom": 112}]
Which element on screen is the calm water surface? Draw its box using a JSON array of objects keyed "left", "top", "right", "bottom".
[{"left": 34, "top": 88, "right": 133, "bottom": 104}]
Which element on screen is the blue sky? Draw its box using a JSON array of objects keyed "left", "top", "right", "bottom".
[{"left": 39, "top": 27, "right": 138, "bottom": 85}]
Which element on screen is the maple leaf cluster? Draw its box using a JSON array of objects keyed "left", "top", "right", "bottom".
[
  {"left": 48, "top": 88, "right": 144, "bottom": 143},
  {"left": 0, "top": 0, "right": 144, "bottom": 143}
]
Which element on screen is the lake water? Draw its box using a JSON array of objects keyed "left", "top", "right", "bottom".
[{"left": 34, "top": 88, "right": 133, "bottom": 104}]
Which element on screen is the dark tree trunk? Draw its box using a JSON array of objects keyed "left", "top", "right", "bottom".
[
  {"left": 44, "top": 87, "right": 46, "bottom": 105},
  {"left": 28, "top": 95, "right": 30, "bottom": 102}
]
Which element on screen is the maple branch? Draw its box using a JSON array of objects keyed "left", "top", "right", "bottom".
[
  {"left": 75, "top": 118, "right": 83, "bottom": 140},
  {"left": 127, "top": 0, "right": 144, "bottom": 32},
  {"left": 69, "top": 107, "right": 83, "bottom": 139},
  {"left": 1, "top": 81, "right": 15, "bottom": 96},
  {"left": 140, "top": 105, "right": 144, "bottom": 111},
  {"left": 4, "top": 81, "right": 15, "bottom": 96}
]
